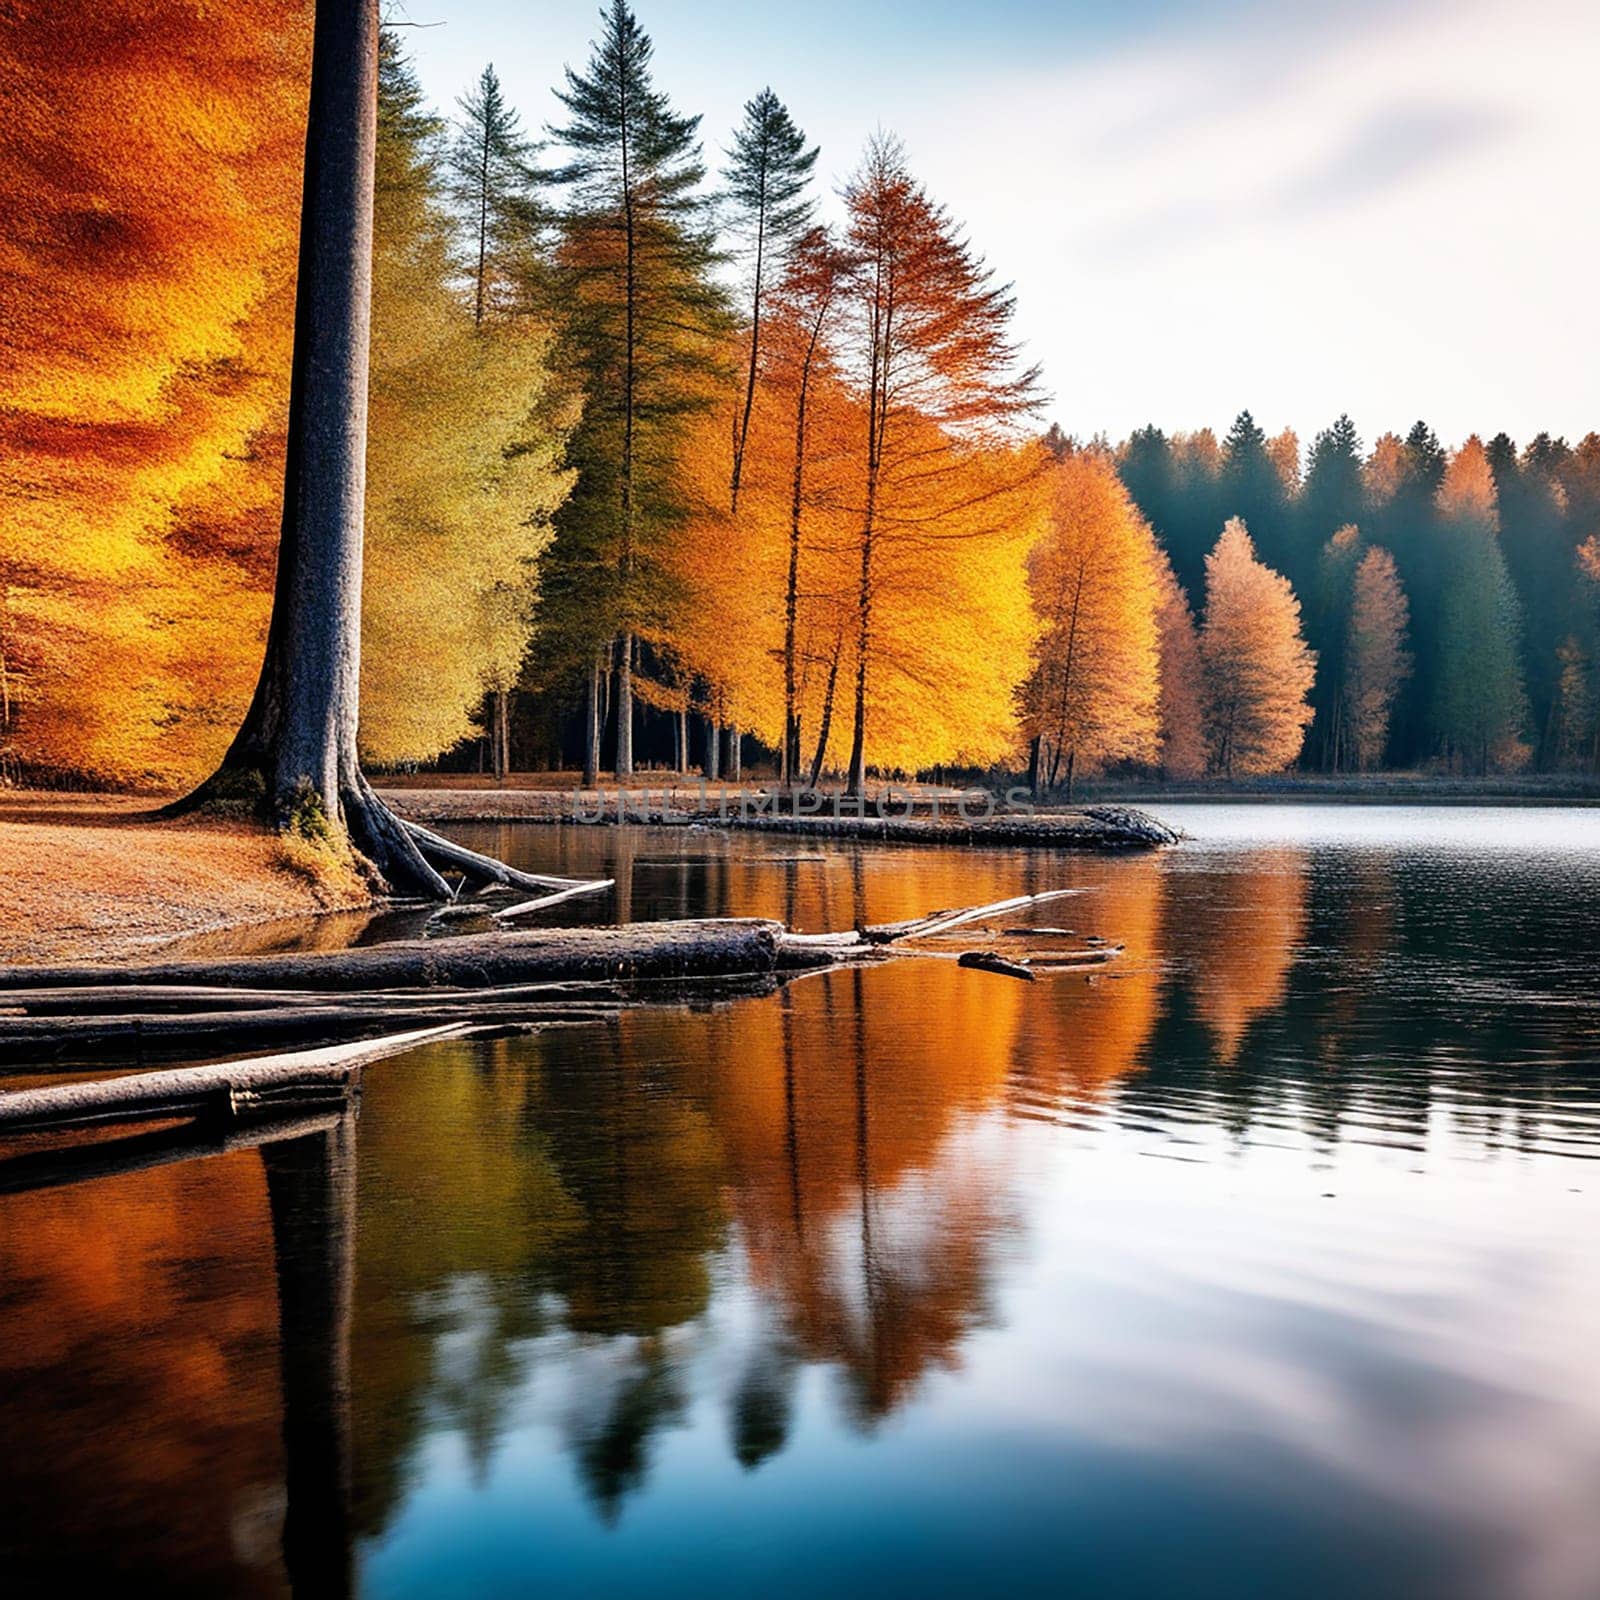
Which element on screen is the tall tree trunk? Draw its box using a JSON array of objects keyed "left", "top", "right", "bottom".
[
  {"left": 179, "top": 0, "right": 448, "bottom": 896},
  {"left": 808, "top": 632, "right": 843, "bottom": 788},
  {"left": 615, "top": 633, "right": 634, "bottom": 777},
  {"left": 678, "top": 702, "right": 689, "bottom": 775},
  {"left": 845, "top": 507, "right": 874, "bottom": 797},
  {"left": 730, "top": 184, "right": 765, "bottom": 513},
  {"left": 496, "top": 688, "right": 512, "bottom": 779},
  {"left": 582, "top": 648, "right": 601, "bottom": 787},
  {"left": 1027, "top": 734, "right": 1041, "bottom": 802},
  {"left": 706, "top": 712, "right": 721, "bottom": 781},
  {"left": 1065, "top": 746, "right": 1076, "bottom": 803},
  {"left": 728, "top": 725, "right": 741, "bottom": 781}
]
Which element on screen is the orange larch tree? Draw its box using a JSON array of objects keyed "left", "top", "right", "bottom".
[
  {"left": 1200, "top": 518, "right": 1317, "bottom": 775},
  {"left": 1018, "top": 449, "right": 1161, "bottom": 798},
  {"left": 1343, "top": 544, "right": 1411, "bottom": 770},
  {"left": 836, "top": 134, "right": 1043, "bottom": 793},
  {"left": 1152, "top": 547, "right": 1208, "bottom": 779}
]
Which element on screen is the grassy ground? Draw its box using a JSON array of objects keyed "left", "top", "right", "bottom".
[{"left": 0, "top": 793, "right": 370, "bottom": 966}]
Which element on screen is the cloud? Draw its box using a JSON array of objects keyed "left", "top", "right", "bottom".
[{"left": 1266, "top": 101, "right": 1518, "bottom": 218}]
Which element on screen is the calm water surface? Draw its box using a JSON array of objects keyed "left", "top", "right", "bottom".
[{"left": 3, "top": 804, "right": 1598, "bottom": 1598}]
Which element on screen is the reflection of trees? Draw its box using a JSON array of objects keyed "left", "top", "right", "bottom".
[
  {"left": 0, "top": 1113, "right": 364, "bottom": 1598},
  {"left": 0, "top": 1142, "right": 287, "bottom": 1596},
  {"left": 1173, "top": 848, "right": 1310, "bottom": 1064},
  {"left": 681, "top": 961, "right": 1024, "bottom": 1426},
  {"left": 1006, "top": 851, "right": 1166, "bottom": 1109}
]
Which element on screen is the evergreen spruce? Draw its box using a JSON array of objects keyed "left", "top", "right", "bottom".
[
  {"left": 723, "top": 87, "right": 818, "bottom": 512},
  {"left": 544, "top": 0, "right": 728, "bottom": 779}
]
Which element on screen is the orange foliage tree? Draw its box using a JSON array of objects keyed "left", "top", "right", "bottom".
[
  {"left": 1200, "top": 518, "right": 1316, "bottom": 775},
  {"left": 1018, "top": 448, "right": 1161, "bottom": 797},
  {"left": 1152, "top": 548, "right": 1207, "bottom": 779},
  {"left": 0, "top": 0, "right": 311, "bottom": 785},
  {"left": 1343, "top": 544, "right": 1411, "bottom": 770},
  {"left": 835, "top": 135, "right": 1044, "bottom": 791}
]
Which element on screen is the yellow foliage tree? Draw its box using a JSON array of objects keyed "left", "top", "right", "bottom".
[
  {"left": 1018, "top": 450, "right": 1161, "bottom": 796},
  {"left": 1200, "top": 517, "right": 1316, "bottom": 775},
  {"left": 358, "top": 42, "right": 573, "bottom": 768}
]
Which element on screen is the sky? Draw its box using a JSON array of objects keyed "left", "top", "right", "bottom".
[{"left": 392, "top": 0, "right": 1600, "bottom": 450}]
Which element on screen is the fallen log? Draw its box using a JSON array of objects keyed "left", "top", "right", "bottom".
[
  {"left": 0, "top": 998, "right": 620, "bottom": 1067},
  {"left": 0, "top": 918, "right": 819, "bottom": 995},
  {"left": 0, "top": 1027, "right": 460, "bottom": 1137},
  {"left": 0, "top": 979, "right": 627, "bottom": 1017}
]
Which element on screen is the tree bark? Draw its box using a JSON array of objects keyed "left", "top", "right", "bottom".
[
  {"left": 615, "top": 632, "right": 634, "bottom": 777},
  {"left": 583, "top": 647, "right": 602, "bottom": 787},
  {"left": 808, "top": 632, "right": 843, "bottom": 789},
  {"left": 173, "top": 0, "right": 453, "bottom": 898}
]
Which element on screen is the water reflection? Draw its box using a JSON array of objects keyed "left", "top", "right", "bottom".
[{"left": 3, "top": 808, "right": 1599, "bottom": 1598}]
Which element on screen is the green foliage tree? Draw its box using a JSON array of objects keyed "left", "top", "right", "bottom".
[
  {"left": 544, "top": 0, "right": 728, "bottom": 780},
  {"left": 1220, "top": 409, "right": 1289, "bottom": 570},
  {"left": 448, "top": 64, "right": 543, "bottom": 328},
  {"left": 1431, "top": 439, "right": 1527, "bottom": 771},
  {"left": 723, "top": 87, "right": 818, "bottom": 513}
]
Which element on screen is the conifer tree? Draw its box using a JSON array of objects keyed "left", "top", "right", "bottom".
[
  {"left": 545, "top": 0, "right": 727, "bottom": 779},
  {"left": 449, "top": 64, "right": 542, "bottom": 328},
  {"left": 1221, "top": 410, "right": 1288, "bottom": 568},
  {"left": 723, "top": 88, "right": 818, "bottom": 514},
  {"left": 1431, "top": 438, "right": 1527, "bottom": 771},
  {"left": 1200, "top": 518, "right": 1316, "bottom": 775},
  {"left": 1298, "top": 414, "right": 1365, "bottom": 589}
]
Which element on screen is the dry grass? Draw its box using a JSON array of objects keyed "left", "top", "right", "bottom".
[{"left": 0, "top": 792, "right": 373, "bottom": 966}]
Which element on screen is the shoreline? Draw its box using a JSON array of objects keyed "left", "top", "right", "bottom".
[
  {"left": 0, "top": 794, "right": 371, "bottom": 967},
  {"left": 379, "top": 786, "right": 1183, "bottom": 847}
]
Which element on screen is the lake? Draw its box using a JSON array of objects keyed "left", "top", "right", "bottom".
[{"left": 2, "top": 804, "right": 1598, "bottom": 1598}]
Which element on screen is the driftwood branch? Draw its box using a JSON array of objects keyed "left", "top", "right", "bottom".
[
  {"left": 0, "top": 1027, "right": 461, "bottom": 1136},
  {"left": 493, "top": 878, "right": 615, "bottom": 921},
  {"left": 398, "top": 817, "right": 592, "bottom": 893}
]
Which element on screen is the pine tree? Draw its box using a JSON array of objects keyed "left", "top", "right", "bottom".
[
  {"left": 1431, "top": 437, "right": 1527, "bottom": 772},
  {"left": 545, "top": 0, "right": 727, "bottom": 780},
  {"left": 723, "top": 88, "right": 818, "bottom": 514},
  {"left": 1298, "top": 414, "right": 1364, "bottom": 589},
  {"left": 1221, "top": 410, "right": 1289, "bottom": 570},
  {"left": 448, "top": 64, "right": 542, "bottom": 328},
  {"left": 1200, "top": 518, "right": 1316, "bottom": 776}
]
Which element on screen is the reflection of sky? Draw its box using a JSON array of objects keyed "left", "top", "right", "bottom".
[
  {"left": 394, "top": 0, "right": 1600, "bottom": 444},
  {"left": 359, "top": 1096, "right": 1600, "bottom": 1600}
]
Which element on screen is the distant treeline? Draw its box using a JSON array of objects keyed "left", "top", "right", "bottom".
[{"left": 1114, "top": 415, "right": 1600, "bottom": 773}]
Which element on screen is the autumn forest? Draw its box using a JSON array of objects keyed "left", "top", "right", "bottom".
[{"left": 4, "top": 0, "right": 1599, "bottom": 800}]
